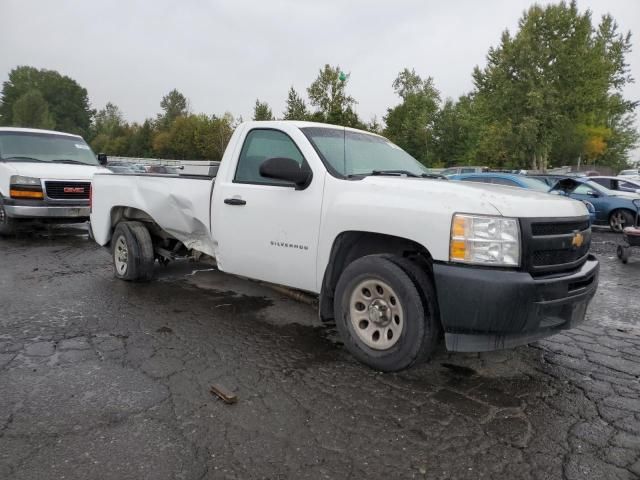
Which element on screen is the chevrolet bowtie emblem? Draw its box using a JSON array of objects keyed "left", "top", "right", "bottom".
[{"left": 572, "top": 232, "right": 584, "bottom": 248}]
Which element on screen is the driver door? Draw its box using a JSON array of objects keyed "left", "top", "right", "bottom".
[{"left": 212, "top": 127, "right": 324, "bottom": 292}]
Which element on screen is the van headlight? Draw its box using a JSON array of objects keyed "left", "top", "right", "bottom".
[
  {"left": 450, "top": 214, "right": 520, "bottom": 267},
  {"left": 9, "top": 175, "right": 43, "bottom": 199}
]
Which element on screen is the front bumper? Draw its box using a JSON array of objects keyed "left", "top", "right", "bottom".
[
  {"left": 4, "top": 201, "right": 89, "bottom": 219},
  {"left": 433, "top": 255, "right": 599, "bottom": 352}
]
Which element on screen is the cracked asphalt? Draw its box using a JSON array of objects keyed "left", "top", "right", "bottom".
[{"left": 1, "top": 226, "right": 639, "bottom": 479}]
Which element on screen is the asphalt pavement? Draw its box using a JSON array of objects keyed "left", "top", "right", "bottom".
[{"left": 0, "top": 226, "right": 639, "bottom": 479}]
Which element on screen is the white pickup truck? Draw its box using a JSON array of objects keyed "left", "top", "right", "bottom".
[
  {"left": 90, "top": 121, "right": 599, "bottom": 371},
  {"left": 0, "top": 127, "right": 109, "bottom": 235}
]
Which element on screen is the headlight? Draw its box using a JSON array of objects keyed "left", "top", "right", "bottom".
[
  {"left": 9, "top": 175, "right": 43, "bottom": 199},
  {"left": 450, "top": 214, "right": 520, "bottom": 267},
  {"left": 10, "top": 175, "right": 41, "bottom": 186}
]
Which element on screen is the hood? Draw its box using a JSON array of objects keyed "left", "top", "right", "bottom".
[
  {"left": 3, "top": 162, "right": 110, "bottom": 180},
  {"left": 361, "top": 176, "right": 589, "bottom": 218}
]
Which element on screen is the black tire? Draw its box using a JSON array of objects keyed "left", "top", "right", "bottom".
[
  {"left": 618, "top": 245, "right": 630, "bottom": 264},
  {"left": 111, "top": 221, "right": 155, "bottom": 281},
  {"left": 334, "top": 254, "right": 440, "bottom": 372},
  {"left": 0, "top": 196, "right": 17, "bottom": 236},
  {"left": 609, "top": 209, "right": 634, "bottom": 233}
]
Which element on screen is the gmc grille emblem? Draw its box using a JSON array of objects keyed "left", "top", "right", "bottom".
[{"left": 63, "top": 187, "right": 85, "bottom": 193}]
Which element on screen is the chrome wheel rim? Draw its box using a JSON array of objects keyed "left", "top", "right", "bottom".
[
  {"left": 349, "top": 279, "right": 403, "bottom": 350},
  {"left": 114, "top": 235, "right": 129, "bottom": 275},
  {"left": 611, "top": 212, "right": 626, "bottom": 232},
  {"left": 0, "top": 204, "right": 6, "bottom": 224}
]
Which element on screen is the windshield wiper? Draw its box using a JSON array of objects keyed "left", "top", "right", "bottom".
[
  {"left": 51, "top": 159, "right": 93, "bottom": 165},
  {"left": 0, "top": 156, "right": 48, "bottom": 162},
  {"left": 370, "top": 170, "right": 420, "bottom": 178}
]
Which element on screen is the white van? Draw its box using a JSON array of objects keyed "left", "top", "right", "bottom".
[{"left": 0, "top": 127, "right": 109, "bottom": 235}]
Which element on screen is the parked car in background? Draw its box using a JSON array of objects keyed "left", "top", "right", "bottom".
[
  {"left": 619, "top": 169, "right": 640, "bottom": 179},
  {"left": 589, "top": 176, "right": 640, "bottom": 194},
  {"left": 551, "top": 178, "right": 640, "bottom": 232},
  {"left": 450, "top": 172, "right": 550, "bottom": 191},
  {"left": 451, "top": 173, "right": 596, "bottom": 223},
  {"left": 440, "top": 166, "right": 489, "bottom": 177},
  {"left": 0, "top": 127, "right": 109, "bottom": 235}
]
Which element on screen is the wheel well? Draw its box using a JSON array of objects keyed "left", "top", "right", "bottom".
[
  {"left": 319, "top": 231, "right": 434, "bottom": 323},
  {"left": 109, "top": 206, "right": 175, "bottom": 245},
  {"left": 609, "top": 208, "right": 636, "bottom": 218}
]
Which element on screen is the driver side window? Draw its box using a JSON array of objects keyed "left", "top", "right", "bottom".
[{"left": 234, "top": 129, "right": 308, "bottom": 185}]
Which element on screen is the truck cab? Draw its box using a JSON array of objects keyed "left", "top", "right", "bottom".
[{"left": 0, "top": 127, "right": 109, "bottom": 235}]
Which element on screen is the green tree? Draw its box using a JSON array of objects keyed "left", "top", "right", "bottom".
[
  {"left": 307, "top": 64, "right": 362, "bottom": 127},
  {"left": 157, "top": 89, "right": 189, "bottom": 129},
  {"left": 0, "top": 66, "right": 93, "bottom": 136},
  {"left": 282, "top": 87, "right": 308, "bottom": 120},
  {"left": 253, "top": 99, "right": 274, "bottom": 121},
  {"left": 93, "top": 102, "right": 125, "bottom": 137},
  {"left": 473, "top": 1, "right": 637, "bottom": 170},
  {"left": 11, "top": 89, "right": 55, "bottom": 129},
  {"left": 384, "top": 68, "right": 440, "bottom": 164}
]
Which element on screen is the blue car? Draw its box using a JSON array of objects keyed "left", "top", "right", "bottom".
[
  {"left": 451, "top": 172, "right": 597, "bottom": 225},
  {"left": 551, "top": 178, "right": 640, "bottom": 232}
]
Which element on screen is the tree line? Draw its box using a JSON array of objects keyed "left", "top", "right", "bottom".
[{"left": 0, "top": 1, "right": 637, "bottom": 171}]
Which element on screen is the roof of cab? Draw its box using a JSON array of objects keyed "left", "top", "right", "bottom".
[
  {"left": 0, "top": 127, "right": 82, "bottom": 138},
  {"left": 241, "top": 120, "right": 384, "bottom": 137}
]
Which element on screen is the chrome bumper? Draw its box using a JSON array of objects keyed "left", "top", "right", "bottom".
[{"left": 4, "top": 205, "right": 90, "bottom": 218}]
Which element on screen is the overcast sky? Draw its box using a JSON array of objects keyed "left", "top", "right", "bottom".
[{"left": 1, "top": 0, "right": 639, "bottom": 156}]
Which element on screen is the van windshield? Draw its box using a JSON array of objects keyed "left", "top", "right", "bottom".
[
  {"left": 0, "top": 131, "right": 98, "bottom": 166},
  {"left": 301, "top": 127, "right": 428, "bottom": 177}
]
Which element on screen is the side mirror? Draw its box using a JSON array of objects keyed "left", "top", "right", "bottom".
[
  {"left": 97, "top": 153, "right": 108, "bottom": 166},
  {"left": 587, "top": 190, "right": 599, "bottom": 198},
  {"left": 259, "top": 157, "right": 312, "bottom": 190}
]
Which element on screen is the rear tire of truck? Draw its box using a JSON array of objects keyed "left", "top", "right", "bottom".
[
  {"left": 334, "top": 254, "right": 440, "bottom": 372},
  {"left": 112, "top": 221, "right": 155, "bottom": 281},
  {"left": 0, "top": 197, "right": 17, "bottom": 237}
]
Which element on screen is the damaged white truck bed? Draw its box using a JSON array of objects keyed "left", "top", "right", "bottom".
[{"left": 90, "top": 120, "right": 599, "bottom": 371}]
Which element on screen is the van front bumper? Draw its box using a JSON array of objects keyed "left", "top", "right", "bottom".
[
  {"left": 433, "top": 256, "right": 599, "bottom": 352},
  {"left": 3, "top": 201, "right": 89, "bottom": 219}
]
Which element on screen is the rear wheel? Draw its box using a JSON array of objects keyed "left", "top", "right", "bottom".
[
  {"left": 334, "top": 255, "right": 440, "bottom": 372},
  {"left": 0, "top": 196, "right": 17, "bottom": 236},
  {"left": 609, "top": 209, "right": 634, "bottom": 233},
  {"left": 112, "top": 221, "right": 155, "bottom": 281}
]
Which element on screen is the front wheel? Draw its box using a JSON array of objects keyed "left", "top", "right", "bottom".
[
  {"left": 609, "top": 209, "right": 634, "bottom": 233},
  {"left": 334, "top": 255, "right": 440, "bottom": 372},
  {"left": 112, "top": 221, "right": 155, "bottom": 281},
  {"left": 0, "top": 197, "right": 17, "bottom": 236}
]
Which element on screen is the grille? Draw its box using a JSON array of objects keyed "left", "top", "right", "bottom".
[
  {"left": 531, "top": 221, "right": 591, "bottom": 236},
  {"left": 532, "top": 244, "right": 590, "bottom": 267},
  {"left": 523, "top": 218, "right": 592, "bottom": 274},
  {"left": 45, "top": 181, "right": 91, "bottom": 200}
]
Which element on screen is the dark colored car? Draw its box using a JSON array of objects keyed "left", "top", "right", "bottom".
[{"left": 551, "top": 178, "right": 640, "bottom": 232}]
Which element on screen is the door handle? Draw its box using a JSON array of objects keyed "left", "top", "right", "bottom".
[{"left": 224, "top": 198, "right": 246, "bottom": 206}]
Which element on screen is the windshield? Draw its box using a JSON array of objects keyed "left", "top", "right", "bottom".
[
  {"left": 301, "top": 127, "right": 428, "bottom": 177},
  {"left": 518, "top": 177, "right": 551, "bottom": 192},
  {"left": 0, "top": 131, "right": 98, "bottom": 166}
]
